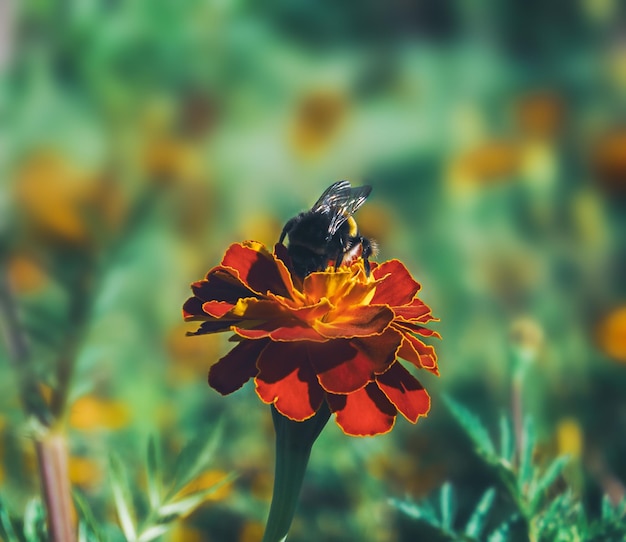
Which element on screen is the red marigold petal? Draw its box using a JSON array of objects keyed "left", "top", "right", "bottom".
[
  {"left": 187, "top": 320, "right": 236, "bottom": 335},
  {"left": 273, "top": 243, "right": 302, "bottom": 287},
  {"left": 208, "top": 339, "right": 267, "bottom": 394},
  {"left": 233, "top": 323, "right": 328, "bottom": 342},
  {"left": 353, "top": 327, "right": 404, "bottom": 374},
  {"left": 311, "top": 328, "right": 402, "bottom": 394},
  {"left": 192, "top": 268, "right": 254, "bottom": 303},
  {"left": 376, "top": 363, "right": 430, "bottom": 423},
  {"left": 202, "top": 300, "right": 236, "bottom": 318},
  {"left": 394, "top": 300, "right": 435, "bottom": 322},
  {"left": 327, "top": 383, "right": 397, "bottom": 436},
  {"left": 255, "top": 342, "right": 324, "bottom": 421},
  {"left": 221, "top": 242, "right": 293, "bottom": 299},
  {"left": 315, "top": 305, "right": 394, "bottom": 338},
  {"left": 397, "top": 332, "right": 440, "bottom": 375},
  {"left": 394, "top": 321, "right": 442, "bottom": 339},
  {"left": 308, "top": 341, "right": 368, "bottom": 394},
  {"left": 371, "top": 260, "right": 421, "bottom": 306},
  {"left": 183, "top": 296, "right": 205, "bottom": 320}
]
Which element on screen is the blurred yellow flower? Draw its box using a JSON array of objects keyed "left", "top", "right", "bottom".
[
  {"left": 15, "top": 151, "right": 122, "bottom": 246},
  {"left": 69, "top": 395, "right": 131, "bottom": 431},
  {"left": 597, "top": 306, "right": 626, "bottom": 362},
  {"left": 7, "top": 254, "right": 50, "bottom": 293},
  {"left": 556, "top": 418, "right": 584, "bottom": 459},
  {"left": 592, "top": 128, "right": 626, "bottom": 195},
  {"left": 68, "top": 456, "right": 103, "bottom": 488},
  {"left": 515, "top": 91, "right": 564, "bottom": 139},
  {"left": 239, "top": 521, "right": 264, "bottom": 542},
  {"left": 449, "top": 140, "right": 521, "bottom": 188},
  {"left": 143, "top": 137, "right": 204, "bottom": 184},
  {"left": 176, "top": 469, "right": 233, "bottom": 503},
  {"left": 169, "top": 523, "right": 205, "bottom": 542},
  {"left": 167, "top": 324, "right": 223, "bottom": 380},
  {"left": 290, "top": 90, "right": 347, "bottom": 157}
]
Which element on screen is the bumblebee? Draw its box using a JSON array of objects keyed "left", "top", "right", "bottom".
[{"left": 279, "top": 180, "right": 377, "bottom": 278}]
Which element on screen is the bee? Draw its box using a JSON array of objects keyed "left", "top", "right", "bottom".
[{"left": 279, "top": 180, "right": 377, "bottom": 278}]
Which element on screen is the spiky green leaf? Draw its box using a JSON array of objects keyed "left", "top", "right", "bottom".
[
  {"left": 444, "top": 395, "right": 496, "bottom": 458},
  {"left": 499, "top": 413, "right": 514, "bottom": 464},
  {"left": 0, "top": 497, "right": 20, "bottom": 542},
  {"left": 159, "top": 471, "right": 236, "bottom": 520},
  {"left": 146, "top": 434, "right": 162, "bottom": 510},
  {"left": 168, "top": 421, "right": 223, "bottom": 498},
  {"left": 110, "top": 454, "right": 138, "bottom": 542},
  {"left": 73, "top": 489, "right": 105, "bottom": 542},
  {"left": 23, "top": 499, "right": 45, "bottom": 542},
  {"left": 529, "top": 455, "right": 569, "bottom": 513},
  {"left": 440, "top": 482, "right": 455, "bottom": 532},
  {"left": 464, "top": 488, "right": 496, "bottom": 538}
]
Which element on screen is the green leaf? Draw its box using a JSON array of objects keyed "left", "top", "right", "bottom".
[
  {"left": 440, "top": 482, "right": 455, "bottom": 532},
  {"left": 529, "top": 455, "right": 569, "bottom": 514},
  {"left": 109, "top": 454, "right": 138, "bottom": 542},
  {"left": 146, "top": 434, "right": 162, "bottom": 510},
  {"left": 73, "top": 489, "right": 105, "bottom": 542},
  {"left": 23, "top": 499, "right": 45, "bottom": 542},
  {"left": 444, "top": 395, "right": 496, "bottom": 458},
  {"left": 159, "top": 471, "right": 237, "bottom": 520},
  {"left": 137, "top": 524, "right": 170, "bottom": 542},
  {"left": 0, "top": 497, "right": 20, "bottom": 542},
  {"left": 389, "top": 497, "right": 438, "bottom": 524},
  {"left": 487, "top": 514, "right": 518, "bottom": 542},
  {"left": 601, "top": 494, "right": 613, "bottom": 521},
  {"left": 499, "top": 413, "right": 514, "bottom": 464},
  {"left": 167, "top": 420, "right": 223, "bottom": 498},
  {"left": 464, "top": 488, "right": 496, "bottom": 538}
]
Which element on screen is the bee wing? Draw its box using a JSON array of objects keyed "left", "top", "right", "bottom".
[{"left": 311, "top": 181, "right": 371, "bottom": 236}]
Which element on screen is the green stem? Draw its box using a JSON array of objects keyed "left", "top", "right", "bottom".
[{"left": 262, "top": 402, "right": 331, "bottom": 542}]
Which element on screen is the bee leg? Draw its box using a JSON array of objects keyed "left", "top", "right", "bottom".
[
  {"left": 279, "top": 217, "right": 297, "bottom": 245},
  {"left": 334, "top": 252, "right": 344, "bottom": 270},
  {"left": 360, "top": 237, "right": 373, "bottom": 276}
]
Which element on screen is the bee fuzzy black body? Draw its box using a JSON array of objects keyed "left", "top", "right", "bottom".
[{"left": 279, "top": 181, "right": 376, "bottom": 278}]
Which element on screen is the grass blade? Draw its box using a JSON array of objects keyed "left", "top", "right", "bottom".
[
  {"left": 444, "top": 396, "right": 495, "bottom": 458},
  {"left": 440, "top": 482, "right": 455, "bottom": 532},
  {"left": 146, "top": 435, "right": 162, "bottom": 510},
  {"left": 464, "top": 487, "right": 496, "bottom": 538},
  {"left": 0, "top": 497, "right": 20, "bottom": 542},
  {"left": 110, "top": 454, "right": 138, "bottom": 542}
]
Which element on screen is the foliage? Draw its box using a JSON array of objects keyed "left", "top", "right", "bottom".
[{"left": 392, "top": 397, "right": 626, "bottom": 541}]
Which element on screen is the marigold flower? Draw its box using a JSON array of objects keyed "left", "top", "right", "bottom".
[{"left": 183, "top": 241, "right": 439, "bottom": 436}]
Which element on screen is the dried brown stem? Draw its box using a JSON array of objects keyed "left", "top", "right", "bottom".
[{"left": 36, "top": 432, "right": 76, "bottom": 542}]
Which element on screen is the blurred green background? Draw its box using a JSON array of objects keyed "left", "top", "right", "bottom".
[{"left": 1, "top": 0, "right": 626, "bottom": 540}]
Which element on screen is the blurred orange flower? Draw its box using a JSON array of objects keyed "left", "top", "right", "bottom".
[
  {"left": 68, "top": 456, "right": 103, "bottom": 488},
  {"left": 16, "top": 151, "right": 123, "bottom": 246},
  {"left": 176, "top": 469, "right": 233, "bottom": 503},
  {"left": 515, "top": 91, "right": 565, "bottom": 139},
  {"left": 449, "top": 140, "right": 521, "bottom": 187},
  {"left": 69, "top": 395, "right": 131, "bottom": 431},
  {"left": 597, "top": 306, "right": 626, "bottom": 362},
  {"left": 290, "top": 90, "right": 347, "bottom": 156},
  {"left": 592, "top": 128, "right": 626, "bottom": 194},
  {"left": 184, "top": 241, "right": 439, "bottom": 436}
]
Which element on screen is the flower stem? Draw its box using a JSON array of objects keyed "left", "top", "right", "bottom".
[
  {"left": 36, "top": 431, "right": 76, "bottom": 542},
  {"left": 262, "top": 403, "right": 331, "bottom": 542}
]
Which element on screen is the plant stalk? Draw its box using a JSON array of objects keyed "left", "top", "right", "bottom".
[
  {"left": 262, "top": 402, "right": 331, "bottom": 542},
  {"left": 36, "top": 431, "right": 76, "bottom": 542}
]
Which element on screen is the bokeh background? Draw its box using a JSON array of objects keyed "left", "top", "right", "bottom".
[{"left": 1, "top": 0, "right": 626, "bottom": 540}]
